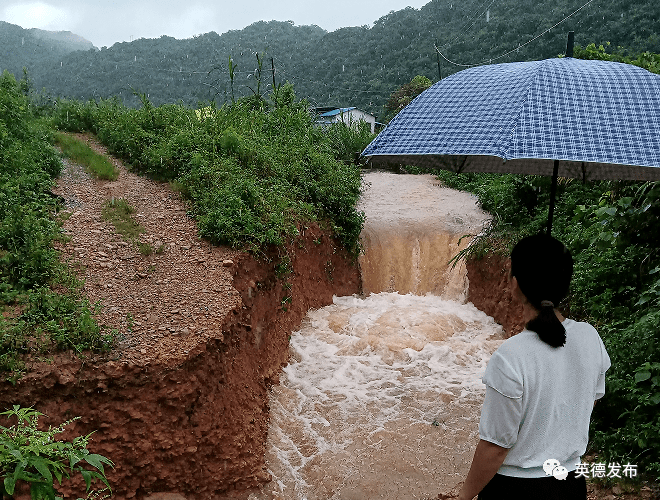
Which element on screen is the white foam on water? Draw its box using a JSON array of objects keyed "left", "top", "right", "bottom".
[
  {"left": 251, "top": 173, "right": 500, "bottom": 500},
  {"left": 258, "top": 293, "right": 505, "bottom": 500}
]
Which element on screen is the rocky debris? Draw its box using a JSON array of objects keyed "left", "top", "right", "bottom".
[{"left": 51, "top": 134, "right": 242, "bottom": 367}]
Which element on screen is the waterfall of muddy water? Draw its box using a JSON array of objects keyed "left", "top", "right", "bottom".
[
  {"left": 358, "top": 172, "right": 489, "bottom": 299},
  {"left": 252, "top": 173, "right": 505, "bottom": 500}
]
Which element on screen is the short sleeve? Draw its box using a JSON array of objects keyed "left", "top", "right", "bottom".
[
  {"left": 479, "top": 385, "right": 523, "bottom": 448},
  {"left": 482, "top": 350, "right": 523, "bottom": 399},
  {"left": 595, "top": 371, "right": 606, "bottom": 399},
  {"left": 595, "top": 334, "right": 611, "bottom": 400}
]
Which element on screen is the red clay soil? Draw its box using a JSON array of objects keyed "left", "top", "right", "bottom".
[
  {"left": 466, "top": 253, "right": 525, "bottom": 337},
  {"left": 0, "top": 135, "right": 360, "bottom": 500}
]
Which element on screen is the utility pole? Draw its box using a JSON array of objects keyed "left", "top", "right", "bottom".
[
  {"left": 565, "top": 31, "right": 575, "bottom": 57},
  {"left": 271, "top": 57, "right": 278, "bottom": 104},
  {"left": 271, "top": 57, "right": 276, "bottom": 91},
  {"left": 435, "top": 40, "right": 442, "bottom": 81}
]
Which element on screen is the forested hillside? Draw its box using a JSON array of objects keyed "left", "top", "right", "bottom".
[
  {"left": 2, "top": 0, "right": 659, "bottom": 118},
  {"left": 0, "top": 21, "right": 94, "bottom": 77}
]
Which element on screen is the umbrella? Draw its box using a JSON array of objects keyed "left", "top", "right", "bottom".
[{"left": 362, "top": 45, "right": 660, "bottom": 233}]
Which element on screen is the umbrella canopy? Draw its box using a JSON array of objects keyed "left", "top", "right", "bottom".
[{"left": 363, "top": 57, "right": 660, "bottom": 182}]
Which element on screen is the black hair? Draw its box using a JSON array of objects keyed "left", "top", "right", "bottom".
[{"left": 510, "top": 234, "right": 573, "bottom": 348}]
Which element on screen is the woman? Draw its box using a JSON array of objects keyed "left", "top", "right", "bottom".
[{"left": 457, "top": 234, "right": 611, "bottom": 500}]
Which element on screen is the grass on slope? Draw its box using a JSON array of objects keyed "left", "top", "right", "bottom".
[{"left": 53, "top": 132, "right": 118, "bottom": 181}]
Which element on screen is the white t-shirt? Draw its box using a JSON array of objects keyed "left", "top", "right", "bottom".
[{"left": 479, "top": 318, "right": 611, "bottom": 478}]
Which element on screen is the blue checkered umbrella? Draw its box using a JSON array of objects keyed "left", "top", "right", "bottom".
[{"left": 362, "top": 57, "right": 660, "bottom": 231}]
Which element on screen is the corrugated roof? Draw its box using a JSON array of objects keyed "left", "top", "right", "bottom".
[{"left": 319, "top": 107, "right": 357, "bottom": 117}]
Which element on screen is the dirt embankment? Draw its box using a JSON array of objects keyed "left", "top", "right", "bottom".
[
  {"left": 466, "top": 254, "right": 525, "bottom": 337},
  {"left": 0, "top": 136, "right": 360, "bottom": 499}
]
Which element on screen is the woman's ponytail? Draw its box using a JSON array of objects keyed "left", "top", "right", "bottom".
[
  {"left": 526, "top": 300, "right": 566, "bottom": 348},
  {"left": 511, "top": 235, "right": 573, "bottom": 348}
]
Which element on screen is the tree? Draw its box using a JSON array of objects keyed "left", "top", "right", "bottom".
[{"left": 383, "top": 74, "right": 432, "bottom": 122}]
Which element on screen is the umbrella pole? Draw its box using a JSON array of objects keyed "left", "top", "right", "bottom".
[{"left": 546, "top": 159, "right": 559, "bottom": 235}]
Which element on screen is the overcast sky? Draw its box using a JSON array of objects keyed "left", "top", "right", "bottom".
[{"left": 1, "top": 0, "right": 431, "bottom": 48}]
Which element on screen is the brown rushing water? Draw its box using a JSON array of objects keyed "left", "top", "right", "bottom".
[{"left": 252, "top": 172, "right": 504, "bottom": 500}]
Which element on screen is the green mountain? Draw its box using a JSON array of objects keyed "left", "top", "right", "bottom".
[
  {"left": 28, "top": 26, "right": 95, "bottom": 51},
  {"left": 0, "top": 21, "right": 95, "bottom": 78},
  {"left": 2, "top": 0, "right": 659, "bottom": 118}
]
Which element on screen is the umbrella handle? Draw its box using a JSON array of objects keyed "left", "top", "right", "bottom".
[{"left": 547, "top": 159, "right": 559, "bottom": 235}]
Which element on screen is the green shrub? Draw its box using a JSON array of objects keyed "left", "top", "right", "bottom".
[
  {"left": 325, "top": 120, "right": 376, "bottom": 165},
  {"left": 50, "top": 99, "right": 98, "bottom": 133},
  {"left": 591, "top": 311, "right": 660, "bottom": 482},
  {"left": 384, "top": 75, "right": 433, "bottom": 122},
  {"left": 0, "top": 405, "right": 112, "bottom": 499},
  {"left": 17, "top": 288, "right": 113, "bottom": 354},
  {"left": 46, "top": 87, "right": 365, "bottom": 256}
]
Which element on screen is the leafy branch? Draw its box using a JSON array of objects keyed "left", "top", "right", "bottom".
[{"left": 0, "top": 405, "right": 113, "bottom": 500}]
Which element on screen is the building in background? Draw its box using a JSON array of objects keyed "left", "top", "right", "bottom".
[{"left": 314, "top": 107, "right": 378, "bottom": 134}]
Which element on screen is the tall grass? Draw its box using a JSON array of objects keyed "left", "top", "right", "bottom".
[
  {"left": 0, "top": 71, "right": 116, "bottom": 381},
  {"left": 53, "top": 132, "right": 118, "bottom": 180},
  {"left": 48, "top": 85, "right": 368, "bottom": 256}
]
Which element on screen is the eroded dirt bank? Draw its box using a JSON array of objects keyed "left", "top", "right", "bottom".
[
  {"left": 0, "top": 136, "right": 359, "bottom": 499},
  {"left": 466, "top": 254, "right": 525, "bottom": 337},
  {"left": 1, "top": 228, "right": 359, "bottom": 500}
]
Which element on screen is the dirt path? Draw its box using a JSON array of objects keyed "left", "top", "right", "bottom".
[{"left": 52, "top": 133, "right": 242, "bottom": 368}]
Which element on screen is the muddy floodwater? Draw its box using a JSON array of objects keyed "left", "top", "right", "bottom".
[{"left": 253, "top": 172, "right": 505, "bottom": 499}]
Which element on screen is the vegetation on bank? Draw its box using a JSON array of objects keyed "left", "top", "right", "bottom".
[
  {"left": 49, "top": 86, "right": 369, "bottom": 255},
  {"left": 0, "top": 71, "right": 116, "bottom": 382},
  {"left": 408, "top": 45, "right": 660, "bottom": 485},
  {"left": 53, "top": 132, "right": 118, "bottom": 180},
  {"left": 0, "top": 405, "right": 112, "bottom": 499},
  {"left": 0, "top": 67, "right": 373, "bottom": 381}
]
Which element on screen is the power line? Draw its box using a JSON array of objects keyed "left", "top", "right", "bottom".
[
  {"left": 435, "top": 0, "right": 596, "bottom": 68},
  {"left": 440, "top": 0, "right": 500, "bottom": 50}
]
